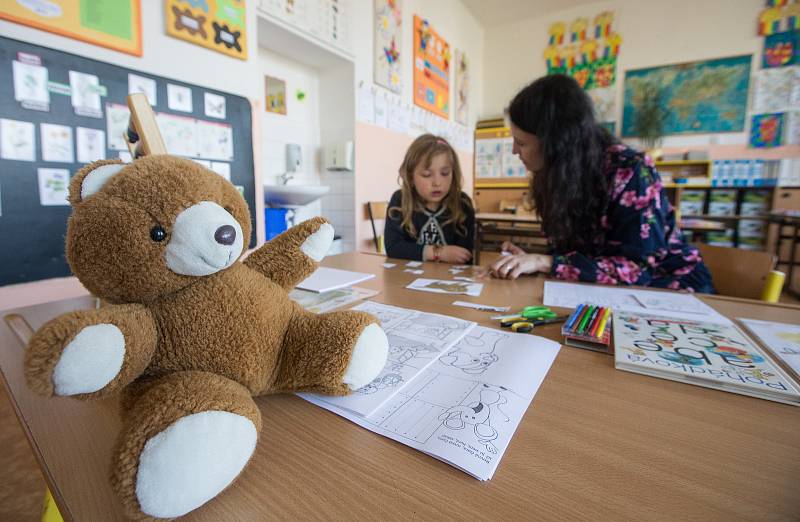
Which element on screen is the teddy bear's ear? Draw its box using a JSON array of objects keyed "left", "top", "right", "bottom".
[{"left": 69, "top": 160, "right": 126, "bottom": 204}]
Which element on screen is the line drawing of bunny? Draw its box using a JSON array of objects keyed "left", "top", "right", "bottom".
[
  {"left": 437, "top": 384, "right": 510, "bottom": 454},
  {"left": 438, "top": 330, "right": 507, "bottom": 374}
]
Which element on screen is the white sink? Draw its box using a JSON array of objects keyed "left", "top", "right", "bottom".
[{"left": 264, "top": 184, "right": 329, "bottom": 208}]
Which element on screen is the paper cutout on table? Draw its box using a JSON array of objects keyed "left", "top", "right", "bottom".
[
  {"left": 288, "top": 287, "right": 379, "bottom": 314},
  {"left": 614, "top": 311, "right": 800, "bottom": 406},
  {"left": 740, "top": 318, "right": 800, "bottom": 381},
  {"left": 407, "top": 278, "right": 483, "bottom": 297},
  {"left": 452, "top": 301, "right": 509, "bottom": 313},
  {"left": 167, "top": 84, "right": 193, "bottom": 113},
  {"left": 404, "top": 268, "right": 424, "bottom": 274},
  {"left": 156, "top": 113, "right": 198, "bottom": 157},
  {"left": 40, "top": 124, "right": 74, "bottom": 163},
  {"left": 543, "top": 281, "right": 729, "bottom": 324},
  {"left": 128, "top": 73, "right": 157, "bottom": 106},
  {"left": 301, "top": 325, "right": 560, "bottom": 480},
  {"left": 76, "top": 127, "right": 106, "bottom": 163},
  {"left": 37, "top": 168, "right": 70, "bottom": 206},
  {"left": 13, "top": 60, "right": 49, "bottom": 110},
  {"left": 105, "top": 103, "right": 131, "bottom": 151},
  {"left": 296, "top": 267, "right": 375, "bottom": 293},
  {"left": 310, "top": 302, "right": 475, "bottom": 416},
  {"left": 383, "top": 263, "right": 397, "bottom": 268},
  {"left": 204, "top": 92, "right": 226, "bottom": 119},
  {"left": 1, "top": 118, "right": 36, "bottom": 162},
  {"left": 405, "top": 261, "right": 423, "bottom": 267}
]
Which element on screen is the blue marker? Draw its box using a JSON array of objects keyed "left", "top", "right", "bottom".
[{"left": 565, "top": 304, "right": 584, "bottom": 331}]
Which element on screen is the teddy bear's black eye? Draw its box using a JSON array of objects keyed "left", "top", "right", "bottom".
[{"left": 150, "top": 226, "right": 167, "bottom": 242}]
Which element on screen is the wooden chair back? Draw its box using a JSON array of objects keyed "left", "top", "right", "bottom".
[
  {"left": 697, "top": 243, "right": 779, "bottom": 300},
  {"left": 366, "top": 201, "right": 389, "bottom": 253}
]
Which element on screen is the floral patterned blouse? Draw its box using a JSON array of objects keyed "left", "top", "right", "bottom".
[{"left": 550, "top": 144, "right": 714, "bottom": 293}]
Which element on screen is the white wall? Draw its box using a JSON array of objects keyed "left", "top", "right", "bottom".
[
  {"left": 259, "top": 48, "right": 323, "bottom": 226},
  {"left": 482, "top": 0, "right": 764, "bottom": 148}
]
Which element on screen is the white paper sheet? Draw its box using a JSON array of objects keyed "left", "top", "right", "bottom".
[
  {"left": 196, "top": 120, "right": 233, "bottom": 161},
  {"left": 156, "top": 113, "right": 198, "bottom": 158},
  {"left": 204, "top": 92, "right": 226, "bottom": 119},
  {"left": 69, "top": 71, "right": 101, "bottom": 111},
  {"left": 40, "top": 123, "right": 74, "bottom": 163},
  {"left": 105, "top": 102, "right": 131, "bottom": 151},
  {"left": 128, "top": 73, "right": 157, "bottom": 106},
  {"left": 167, "top": 84, "right": 193, "bottom": 113},
  {"left": 407, "top": 278, "right": 483, "bottom": 297},
  {"left": 76, "top": 127, "right": 106, "bottom": 163},
  {"left": 543, "top": 281, "right": 729, "bottom": 324},
  {"left": 0, "top": 118, "right": 35, "bottom": 161},
  {"left": 739, "top": 318, "right": 800, "bottom": 378},
  {"left": 13, "top": 60, "right": 49, "bottom": 105},
  {"left": 37, "top": 168, "right": 70, "bottom": 206},
  {"left": 210, "top": 161, "right": 231, "bottom": 181},
  {"left": 302, "top": 325, "right": 560, "bottom": 480},
  {"left": 309, "top": 302, "right": 475, "bottom": 416},
  {"left": 296, "top": 266, "right": 376, "bottom": 293}
]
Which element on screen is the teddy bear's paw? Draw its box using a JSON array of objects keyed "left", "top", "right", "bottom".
[
  {"left": 343, "top": 324, "right": 389, "bottom": 390},
  {"left": 135, "top": 410, "right": 258, "bottom": 519},
  {"left": 300, "top": 222, "right": 334, "bottom": 262},
  {"left": 52, "top": 324, "right": 125, "bottom": 396}
]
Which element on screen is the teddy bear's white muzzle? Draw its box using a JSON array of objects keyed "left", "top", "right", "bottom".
[{"left": 165, "top": 201, "right": 244, "bottom": 276}]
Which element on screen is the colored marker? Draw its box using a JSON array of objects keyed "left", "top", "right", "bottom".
[
  {"left": 595, "top": 308, "right": 612, "bottom": 339},
  {"left": 565, "top": 304, "right": 584, "bottom": 331},
  {"left": 577, "top": 305, "right": 595, "bottom": 335},
  {"left": 588, "top": 307, "right": 605, "bottom": 337}
]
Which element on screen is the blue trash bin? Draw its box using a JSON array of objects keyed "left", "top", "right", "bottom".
[{"left": 264, "top": 208, "right": 288, "bottom": 240}]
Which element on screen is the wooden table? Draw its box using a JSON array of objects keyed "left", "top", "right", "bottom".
[{"left": 2, "top": 252, "right": 799, "bottom": 520}]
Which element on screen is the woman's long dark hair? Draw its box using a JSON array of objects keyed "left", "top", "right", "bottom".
[{"left": 508, "top": 74, "right": 616, "bottom": 254}]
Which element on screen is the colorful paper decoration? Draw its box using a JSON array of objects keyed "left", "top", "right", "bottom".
[
  {"left": 763, "top": 30, "right": 799, "bottom": 67},
  {"left": 0, "top": 0, "right": 142, "bottom": 56},
  {"left": 165, "top": 0, "right": 248, "bottom": 61},
  {"left": 374, "top": 0, "right": 402, "bottom": 94},
  {"left": 758, "top": 1, "right": 800, "bottom": 35},
  {"left": 750, "top": 113, "right": 785, "bottom": 147},
  {"left": 413, "top": 16, "right": 450, "bottom": 119},
  {"left": 265, "top": 76, "right": 286, "bottom": 115},
  {"left": 543, "top": 11, "right": 622, "bottom": 90}
]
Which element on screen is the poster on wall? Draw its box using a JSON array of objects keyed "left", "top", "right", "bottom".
[
  {"left": 165, "top": 0, "right": 248, "bottom": 61},
  {"left": 622, "top": 55, "right": 752, "bottom": 136},
  {"left": 758, "top": 2, "right": 800, "bottom": 36},
  {"left": 543, "top": 12, "right": 621, "bottom": 126},
  {"left": 749, "top": 113, "right": 784, "bottom": 148},
  {"left": 763, "top": 30, "right": 799, "bottom": 68},
  {"left": 374, "top": 0, "right": 402, "bottom": 94},
  {"left": 265, "top": 75, "right": 287, "bottom": 115},
  {"left": 413, "top": 16, "right": 450, "bottom": 119},
  {"left": 0, "top": 0, "right": 142, "bottom": 56},
  {"left": 454, "top": 49, "right": 469, "bottom": 125}
]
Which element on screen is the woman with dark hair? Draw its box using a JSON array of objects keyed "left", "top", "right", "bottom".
[{"left": 488, "top": 74, "right": 713, "bottom": 293}]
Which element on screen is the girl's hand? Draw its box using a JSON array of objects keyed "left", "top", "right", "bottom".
[
  {"left": 500, "top": 241, "right": 526, "bottom": 256},
  {"left": 489, "top": 253, "right": 553, "bottom": 279}
]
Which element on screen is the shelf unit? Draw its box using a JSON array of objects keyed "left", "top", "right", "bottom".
[{"left": 472, "top": 126, "right": 531, "bottom": 212}]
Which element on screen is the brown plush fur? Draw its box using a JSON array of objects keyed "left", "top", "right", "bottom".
[{"left": 24, "top": 156, "right": 383, "bottom": 520}]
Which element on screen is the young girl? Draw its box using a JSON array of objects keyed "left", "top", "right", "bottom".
[{"left": 384, "top": 134, "right": 475, "bottom": 263}]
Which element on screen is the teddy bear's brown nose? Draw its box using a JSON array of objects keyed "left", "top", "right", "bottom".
[{"left": 214, "top": 225, "right": 236, "bottom": 245}]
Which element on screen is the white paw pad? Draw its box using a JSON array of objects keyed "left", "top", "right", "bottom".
[
  {"left": 300, "top": 223, "right": 334, "bottom": 262},
  {"left": 53, "top": 324, "right": 125, "bottom": 396},
  {"left": 136, "top": 411, "right": 258, "bottom": 519},
  {"left": 343, "top": 324, "right": 389, "bottom": 390}
]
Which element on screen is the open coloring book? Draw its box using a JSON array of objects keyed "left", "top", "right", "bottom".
[
  {"left": 301, "top": 320, "right": 561, "bottom": 481},
  {"left": 308, "top": 302, "right": 476, "bottom": 416}
]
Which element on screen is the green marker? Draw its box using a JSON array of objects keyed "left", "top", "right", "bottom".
[{"left": 577, "top": 305, "right": 595, "bottom": 335}]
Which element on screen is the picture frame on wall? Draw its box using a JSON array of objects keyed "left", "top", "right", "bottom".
[{"left": 265, "top": 75, "right": 287, "bottom": 115}]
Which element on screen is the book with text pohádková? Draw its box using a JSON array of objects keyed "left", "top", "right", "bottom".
[{"left": 613, "top": 311, "right": 800, "bottom": 406}]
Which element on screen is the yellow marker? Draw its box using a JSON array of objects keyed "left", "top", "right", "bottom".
[{"left": 595, "top": 308, "right": 612, "bottom": 338}]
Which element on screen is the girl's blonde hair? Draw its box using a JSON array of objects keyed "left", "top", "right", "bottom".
[{"left": 389, "top": 134, "right": 469, "bottom": 238}]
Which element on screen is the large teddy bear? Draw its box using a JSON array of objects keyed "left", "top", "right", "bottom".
[{"left": 24, "top": 155, "right": 389, "bottom": 519}]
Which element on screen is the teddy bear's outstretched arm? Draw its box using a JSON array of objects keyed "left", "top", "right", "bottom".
[
  {"left": 25, "top": 304, "right": 158, "bottom": 398},
  {"left": 243, "top": 216, "right": 334, "bottom": 290}
]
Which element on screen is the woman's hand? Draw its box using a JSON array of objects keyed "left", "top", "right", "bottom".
[
  {"left": 423, "top": 245, "right": 473, "bottom": 264},
  {"left": 500, "top": 241, "right": 525, "bottom": 255},
  {"left": 489, "top": 251, "right": 553, "bottom": 279}
]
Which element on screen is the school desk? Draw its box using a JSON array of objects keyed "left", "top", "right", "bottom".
[
  {"left": 474, "top": 212, "right": 545, "bottom": 265},
  {"left": 1, "top": 252, "right": 799, "bottom": 520}
]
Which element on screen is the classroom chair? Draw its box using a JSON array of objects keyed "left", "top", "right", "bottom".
[
  {"left": 697, "top": 243, "right": 785, "bottom": 302},
  {"left": 366, "top": 201, "right": 388, "bottom": 254}
]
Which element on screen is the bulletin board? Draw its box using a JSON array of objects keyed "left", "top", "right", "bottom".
[
  {"left": 0, "top": 36, "right": 256, "bottom": 286},
  {"left": 165, "top": 0, "right": 248, "bottom": 61},
  {"left": 0, "top": 0, "right": 142, "bottom": 57},
  {"left": 413, "top": 15, "right": 450, "bottom": 119}
]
